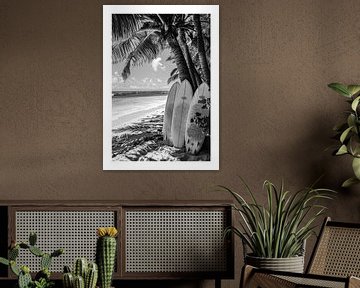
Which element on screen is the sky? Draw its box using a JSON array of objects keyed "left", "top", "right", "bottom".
[{"left": 112, "top": 49, "right": 176, "bottom": 91}]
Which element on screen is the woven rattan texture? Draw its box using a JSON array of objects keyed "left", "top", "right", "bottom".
[
  {"left": 309, "top": 226, "right": 360, "bottom": 277},
  {"left": 125, "top": 210, "right": 227, "bottom": 272},
  {"left": 277, "top": 275, "right": 345, "bottom": 288},
  {"left": 15, "top": 211, "right": 115, "bottom": 272},
  {"left": 248, "top": 273, "right": 297, "bottom": 288}
]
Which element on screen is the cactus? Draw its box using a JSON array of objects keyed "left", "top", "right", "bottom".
[
  {"left": 85, "top": 263, "right": 98, "bottom": 288},
  {"left": 29, "top": 245, "right": 44, "bottom": 257},
  {"left": 29, "top": 232, "right": 37, "bottom": 246},
  {"left": 0, "top": 232, "right": 63, "bottom": 288},
  {"left": 96, "top": 227, "right": 118, "bottom": 288},
  {"left": 9, "top": 246, "right": 19, "bottom": 260},
  {"left": 41, "top": 253, "right": 52, "bottom": 270},
  {"left": 74, "top": 258, "right": 88, "bottom": 279},
  {"left": 10, "top": 260, "right": 20, "bottom": 276},
  {"left": 63, "top": 272, "right": 74, "bottom": 288},
  {"left": 64, "top": 265, "right": 72, "bottom": 273},
  {"left": 19, "top": 243, "right": 29, "bottom": 249},
  {"left": 63, "top": 260, "right": 98, "bottom": 288},
  {"left": 18, "top": 270, "right": 32, "bottom": 288},
  {"left": 74, "top": 275, "right": 85, "bottom": 288},
  {"left": 51, "top": 248, "right": 64, "bottom": 257}
]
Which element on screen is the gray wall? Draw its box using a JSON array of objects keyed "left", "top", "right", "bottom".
[{"left": 1, "top": 1, "right": 360, "bottom": 287}]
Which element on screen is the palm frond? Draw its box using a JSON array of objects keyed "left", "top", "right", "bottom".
[
  {"left": 167, "top": 71, "right": 179, "bottom": 85},
  {"left": 112, "top": 14, "right": 142, "bottom": 40}
]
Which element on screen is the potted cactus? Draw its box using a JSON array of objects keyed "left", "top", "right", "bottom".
[
  {"left": 0, "top": 232, "right": 63, "bottom": 288},
  {"left": 96, "top": 227, "right": 118, "bottom": 288},
  {"left": 62, "top": 258, "right": 98, "bottom": 288}
]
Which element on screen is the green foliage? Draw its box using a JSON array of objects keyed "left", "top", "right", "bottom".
[
  {"left": 0, "top": 257, "right": 9, "bottom": 266},
  {"left": 18, "top": 270, "right": 32, "bottom": 288},
  {"left": 29, "top": 232, "right": 37, "bottom": 246},
  {"left": 74, "top": 258, "right": 87, "bottom": 279},
  {"left": 0, "top": 233, "right": 63, "bottom": 288},
  {"left": 220, "top": 178, "right": 335, "bottom": 258},
  {"left": 328, "top": 82, "right": 360, "bottom": 187},
  {"left": 32, "top": 278, "right": 54, "bottom": 288},
  {"left": 29, "top": 246, "right": 44, "bottom": 257},
  {"left": 74, "top": 275, "right": 85, "bottom": 288},
  {"left": 40, "top": 254, "right": 52, "bottom": 270},
  {"left": 62, "top": 259, "right": 98, "bottom": 288},
  {"left": 9, "top": 247, "right": 19, "bottom": 260}
]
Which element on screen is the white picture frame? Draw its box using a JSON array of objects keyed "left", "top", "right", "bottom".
[{"left": 103, "top": 5, "right": 219, "bottom": 170}]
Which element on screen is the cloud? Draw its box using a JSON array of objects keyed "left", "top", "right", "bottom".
[
  {"left": 112, "top": 76, "right": 124, "bottom": 83},
  {"left": 114, "top": 71, "right": 119, "bottom": 75},
  {"left": 152, "top": 57, "right": 165, "bottom": 71}
]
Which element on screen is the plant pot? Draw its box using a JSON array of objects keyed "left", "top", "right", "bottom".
[{"left": 245, "top": 254, "right": 304, "bottom": 273}]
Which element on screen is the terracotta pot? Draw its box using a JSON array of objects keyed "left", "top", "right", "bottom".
[{"left": 245, "top": 254, "right": 304, "bottom": 273}]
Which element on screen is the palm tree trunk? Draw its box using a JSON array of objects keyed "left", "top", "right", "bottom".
[
  {"left": 178, "top": 30, "right": 201, "bottom": 89},
  {"left": 167, "top": 33, "right": 193, "bottom": 87},
  {"left": 194, "top": 15, "right": 210, "bottom": 85}
]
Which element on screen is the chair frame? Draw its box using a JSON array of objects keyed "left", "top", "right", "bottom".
[{"left": 241, "top": 217, "right": 360, "bottom": 288}]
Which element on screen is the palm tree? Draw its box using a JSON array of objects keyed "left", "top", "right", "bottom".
[
  {"left": 178, "top": 27, "right": 201, "bottom": 88},
  {"left": 194, "top": 14, "right": 210, "bottom": 85},
  {"left": 112, "top": 14, "right": 193, "bottom": 86}
]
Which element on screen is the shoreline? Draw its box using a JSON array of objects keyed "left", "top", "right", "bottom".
[{"left": 112, "top": 110, "right": 210, "bottom": 162}]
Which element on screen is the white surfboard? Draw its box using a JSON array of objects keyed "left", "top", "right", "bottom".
[
  {"left": 185, "top": 83, "right": 210, "bottom": 154},
  {"left": 171, "top": 80, "right": 193, "bottom": 148},
  {"left": 163, "top": 82, "right": 180, "bottom": 142}
]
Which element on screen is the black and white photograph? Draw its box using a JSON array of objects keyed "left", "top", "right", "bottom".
[{"left": 103, "top": 5, "right": 219, "bottom": 170}]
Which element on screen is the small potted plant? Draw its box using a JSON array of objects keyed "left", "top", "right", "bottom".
[
  {"left": 62, "top": 258, "right": 98, "bottom": 288},
  {"left": 328, "top": 82, "right": 360, "bottom": 187},
  {"left": 220, "top": 178, "right": 334, "bottom": 273},
  {"left": 0, "top": 232, "right": 64, "bottom": 288}
]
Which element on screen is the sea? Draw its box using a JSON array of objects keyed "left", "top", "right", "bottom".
[{"left": 112, "top": 90, "right": 168, "bottom": 130}]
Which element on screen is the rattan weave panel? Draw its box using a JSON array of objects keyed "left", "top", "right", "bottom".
[
  {"left": 125, "top": 210, "right": 227, "bottom": 273},
  {"left": 15, "top": 211, "right": 115, "bottom": 272},
  {"left": 277, "top": 275, "right": 345, "bottom": 288},
  {"left": 309, "top": 226, "right": 360, "bottom": 277}
]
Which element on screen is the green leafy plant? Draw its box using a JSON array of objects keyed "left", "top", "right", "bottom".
[
  {"left": 220, "top": 179, "right": 334, "bottom": 258},
  {"left": 0, "top": 232, "right": 63, "bottom": 288},
  {"left": 328, "top": 83, "right": 360, "bottom": 187}
]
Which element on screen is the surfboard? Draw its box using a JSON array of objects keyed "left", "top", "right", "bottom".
[
  {"left": 163, "top": 82, "right": 180, "bottom": 142},
  {"left": 185, "top": 83, "right": 210, "bottom": 154},
  {"left": 171, "top": 79, "right": 193, "bottom": 148}
]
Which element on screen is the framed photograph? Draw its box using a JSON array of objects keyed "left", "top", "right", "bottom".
[{"left": 103, "top": 5, "right": 219, "bottom": 170}]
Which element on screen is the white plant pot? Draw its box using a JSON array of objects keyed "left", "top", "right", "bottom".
[{"left": 245, "top": 254, "right": 305, "bottom": 273}]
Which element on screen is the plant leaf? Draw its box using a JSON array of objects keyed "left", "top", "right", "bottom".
[
  {"left": 336, "top": 145, "right": 348, "bottom": 155},
  {"left": 352, "top": 96, "right": 360, "bottom": 111},
  {"left": 340, "top": 126, "right": 353, "bottom": 143},
  {"left": 0, "top": 257, "right": 9, "bottom": 266},
  {"left": 342, "top": 177, "right": 360, "bottom": 188},
  {"left": 347, "top": 85, "right": 360, "bottom": 97},
  {"left": 328, "top": 83, "right": 351, "bottom": 97},
  {"left": 347, "top": 114, "right": 356, "bottom": 127}
]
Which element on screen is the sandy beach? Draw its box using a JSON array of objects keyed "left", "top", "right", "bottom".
[{"left": 112, "top": 109, "right": 210, "bottom": 162}]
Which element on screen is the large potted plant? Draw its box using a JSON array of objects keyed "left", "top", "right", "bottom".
[
  {"left": 220, "top": 179, "right": 334, "bottom": 273},
  {"left": 328, "top": 83, "right": 360, "bottom": 187}
]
